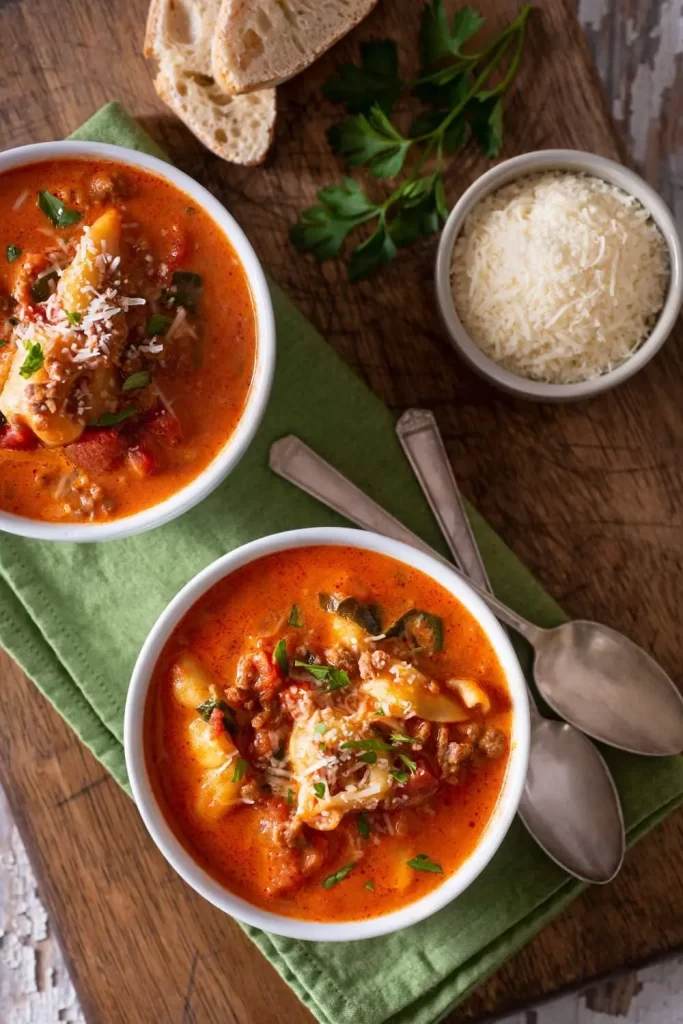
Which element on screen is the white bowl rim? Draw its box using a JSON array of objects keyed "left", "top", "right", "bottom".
[
  {"left": 435, "top": 148, "right": 683, "bottom": 401},
  {"left": 124, "top": 526, "right": 530, "bottom": 942},
  {"left": 0, "top": 140, "right": 276, "bottom": 541}
]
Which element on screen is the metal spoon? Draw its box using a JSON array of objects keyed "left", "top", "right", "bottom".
[
  {"left": 396, "top": 409, "right": 625, "bottom": 883},
  {"left": 269, "top": 436, "right": 683, "bottom": 757}
]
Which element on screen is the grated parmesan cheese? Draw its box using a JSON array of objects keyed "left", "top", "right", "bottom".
[{"left": 450, "top": 172, "right": 670, "bottom": 384}]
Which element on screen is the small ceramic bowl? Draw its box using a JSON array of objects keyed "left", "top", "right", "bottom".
[
  {"left": 124, "top": 527, "right": 530, "bottom": 941},
  {"left": 435, "top": 149, "right": 683, "bottom": 402},
  {"left": 0, "top": 141, "right": 275, "bottom": 541}
]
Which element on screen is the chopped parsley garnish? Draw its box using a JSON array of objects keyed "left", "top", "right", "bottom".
[
  {"left": 273, "top": 638, "right": 289, "bottom": 675},
  {"left": 315, "top": 723, "right": 329, "bottom": 736},
  {"left": 196, "top": 698, "right": 236, "bottom": 735},
  {"left": 65, "top": 311, "right": 81, "bottom": 327},
  {"left": 287, "top": 788, "right": 295, "bottom": 806},
  {"left": 340, "top": 738, "right": 393, "bottom": 753},
  {"left": 294, "top": 660, "right": 351, "bottom": 693},
  {"left": 322, "top": 862, "right": 355, "bottom": 889},
  {"left": 6, "top": 244, "right": 21, "bottom": 262},
  {"left": 90, "top": 406, "right": 137, "bottom": 427},
  {"left": 272, "top": 746, "right": 285, "bottom": 761},
  {"left": 146, "top": 313, "right": 171, "bottom": 337},
  {"left": 357, "top": 812, "right": 371, "bottom": 839},
  {"left": 390, "top": 769, "right": 409, "bottom": 784},
  {"left": 390, "top": 732, "right": 415, "bottom": 745},
  {"left": 373, "top": 707, "right": 386, "bottom": 717},
  {"left": 365, "top": 879, "right": 375, "bottom": 892},
  {"left": 407, "top": 853, "right": 443, "bottom": 874},
  {"left": 19, "top": 341, "right": 44, "bottom": 379},
  {"left": 0, "top": 341, "right": 6, "bottom": 351},
  {"left": 288, "top": 604, "right": 304, "bottom": 627},
  {"left": 313, "top": 782, "right": 327, "bottom": 799},
  {"left": 359, "top": 751, "right": 377, "bottom": 765},
  {"left": 30, "top": 270, "right": 58, "bottom": 303},
  {"left": 122, "top": 370, "right": 151, "bottom": 392},
  {"left": 398, "top": 753, "right": 417, "bottom": 773},
  {"left": 231, "top": 758, "right": 248, "bottom": 783},
  {"left": 162, "top": 270, "right": 203, "bottom": 312},
  {"left": 37, "top": 190, "right": 82, "bottom": 228}
]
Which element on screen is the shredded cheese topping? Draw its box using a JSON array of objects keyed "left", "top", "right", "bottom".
[{"left": 450, "top": 172, "right": 670, "bottom": 384}]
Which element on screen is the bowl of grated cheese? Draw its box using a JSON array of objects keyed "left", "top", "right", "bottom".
[{"left": 435, "top": 150, "right": 682, "bottom": 401}]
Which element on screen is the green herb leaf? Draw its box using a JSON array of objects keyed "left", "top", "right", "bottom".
[
  {"left": 287, "top": 788, "right": 295, "bottom": 806},
  {"left": 290, "top": 178, "right": 377, "bottom": 262},
  {"left": 339, "top": 741, "right": 393, "bottom": 757},
  {"left": 315, "top": 723, "right": 329, "bottom": 736},
  {"left": 294, "top": 661, "right": 351, "bottom": 693},
  {"left": 390, "top": 732, "right": 415, "bottom": 745},
  {"left": 313, "top": 782, "right": 327, "bottom": 799},
  {"left": 6, "top": 244, "right": 21, "bottom": 263},
  {"left": 90, "top": 406, "right": 137, "bottom": 428},
  {"left": 399, "top": 753, "right": 418, "bottom": 773},
  {"left": 19, "top": 341, "right": 44, "bottom": 379},
  {"left": 37, "top": 191, "right": 82, "bottom": 228},
  {"left": 407, "top": 853, "right": 443, "bottom": 874},
  {"left": 273, "top": 638, "right": 289, "bottom": 675},
  {"left": 318, "top": 593, "right": 383, "bottom": 635},
  {"left": 323, "top": 39, "right": 404, "bottom": 114},
  {"left": 420, "top": 0, "right": 484, "bottom": 67},
  {"left": 146, "top": 313, "right": 172, "bottom": 336},
  {"left": 196, "top": 698, "right": 237, "bottom": 735},
  {"left": 122, "top": 370, "right": 151, "bottom": 392},
  {"left": 322, "top": 862, "right": 355, "bottom": 889},
  {"left": 359, "top": 751, "right": 378, "bottom": 765},
  {"left": 365, "top": 879, "right": 375, "bottom": 891},
  {"left": 287, "top": 604, "right": 304, "bottom": 627},
  {"left": 468, "top": 96, "right": 503, "bottom": 157},
  {"left": 390, "top": 769, "right": 409, "bottom": 784},
  {"left": 65, "top": 311, "right": 81, "bottom": 327},
  {"left": 383, "top": 609, "right": 444, "bottom": 653},
  {"left": 30, "top": 270, "right": 58, "bottom": 304},
  {"left": 349, "top": 224, "right": 397, "bottom": 281},
  {"left": 389, "top": 174, "right": 446, "bottom": 248},
  {"left": 231, "top": 758, "right": 248, "bottom": 783},
  {"left": 272, "top": 746, "right": 285, "bottom": 761},
  {"left": 373, "top": 708, "right": 386, "bottom": 717},
  {"left": 329, "top": 105, "right": 411, "bottom": 178},
  {"left": 357, "top": 812, "right": 371, "bottom": 839},
  {"left": 162, "top": 270, "right": 203, "bottom": 312}
]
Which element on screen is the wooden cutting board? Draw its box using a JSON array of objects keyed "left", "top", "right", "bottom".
[{"left": 1, "top": 1, "right": 682, "bottom": 1022}]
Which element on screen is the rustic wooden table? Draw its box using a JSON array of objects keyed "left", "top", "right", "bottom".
[{"left": 0, "top": 0, "right": 681, "bottom": 1022}]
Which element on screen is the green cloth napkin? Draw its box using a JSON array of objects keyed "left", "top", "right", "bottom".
[{"left": 2, "top": 102, "right": 683, "bottom": 1024}]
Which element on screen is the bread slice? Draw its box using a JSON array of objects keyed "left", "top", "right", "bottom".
[
  {"left": 144, "top": 0, "right": 276, "bottom": 165},
  {"left": 211, "top": 0, "right": 379, "bottom": 95}
]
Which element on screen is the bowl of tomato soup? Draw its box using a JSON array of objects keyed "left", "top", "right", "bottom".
[
  {"left": 0, "top": 141, "right": 274, "bottom": 540},
  {"left": 125, "top": 528, "right": 529, "bottom": 940}
]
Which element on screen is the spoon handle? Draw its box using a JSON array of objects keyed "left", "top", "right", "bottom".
[
  {"left": 270, "top": 435, "right": 542, "bottom": 643},
  {"left": 396, "top": 410, "right": 541, "bottom": 718}
]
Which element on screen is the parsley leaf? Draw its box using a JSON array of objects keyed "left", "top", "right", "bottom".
[
  {"left": 122, "top": 371, "right": 151, "bottom": 392},
  {"left": 399, "top": 753, "right": 418, "bottom": 773},
  {"left": 467, "top": 96, "right": 504, "bottom": 157},
  {"left": 349, "top": 223, "right": 397, "bottom": 281},
  {"left": 313, "top": 782, "right": 326, "bottom": 799},
  {"left": 90, "top": 407, "right": 137, "bottom": 428},
  {"left": 407, "top": 853, "right": 443, "bottom": 874},
  {"left": 147, "top": 313, "right": 171, "bottom": 337},
  {"left": 341, "top": 738, "right": 393, "bottom": 753},
  {"left": 196, "top": 698, "right": 237, "bottom": 735},
  {"left": 357, "top": 812, "right": 371, "bottom": 839},
  {"left": 290, "top": 178, "right": 377, "bottom": 262},
  {"left": 322, "top": 863, "right": 355, "bottom": 889},
  {"left": 65, "top": 311, "right": 81, "bottom": 327},
  {"left": 288, "top": 604, "right": 304, "bottom": 627},
  {"left": 294, "top": 660, "right": 351, "bottom": 692},
  {"left": 19, "top": 341, "right": 44, "bottom": 379},
  {"left": 231, "top": 758, "right": 248, "bottom": 783},
  {"left": 420, "top": 1, "right": 485, "bottom": 66},
  {"left": 273, "top": 638, "right": 289, "bottom": 675},
  {"left": 37, "top": 191, "right": 82, "bottom": 228},
  {"left": 323, "top": 39, "right": 404, "bottom": 114},
  {"left": 390, "top": 769, "right": 409, "bottom": 784},
  {"left": 390, "top": 732, "right": 415, "bottom": 745},
  {"left": 6, "top": 244, "right": 21, "bottom": 263},
  {"left": 287, "top": 788, "right": 295, "bottom": 806},
  {"left": 365, "top": 879, "right": 375, "bottom": 891},
  {"left": 329, "top": 105, "right": 411, "bottom": 178},
  {"left": 162, "top": 270, "right": 202, "bottom": 312},
  {"left": 359, "top": 751, "right": 377, "bottom": 765}
]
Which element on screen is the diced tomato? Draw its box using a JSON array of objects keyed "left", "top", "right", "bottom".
[
  {"left": 0, "top": 421, "right": 38, "bottom": 451},
  {"left": 127, "top": 445, "right": 158, "bottom": 478},
  {"left": 145, "top": 411, "right": 182, "bottom": 448},
  {"left": 209, "top": 707, "right": 226, "bottom": 739},
  {"left": 65, "top": 429, "right": 126, "bottom": 473},
  {"left": 401, "top": 758, "right": 439, "bottom": 802}
]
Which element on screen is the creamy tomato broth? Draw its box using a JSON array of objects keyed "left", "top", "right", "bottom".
[
  {"left": 0, "top": 159, "right": 256, "bottom": 522},
  {"left": 146, "top": 545, "right": 513, "bottom": 922}
]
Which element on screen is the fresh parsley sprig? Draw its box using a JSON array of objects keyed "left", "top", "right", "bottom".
[{"left": 291, "top": 1, "right": 532, "bottom": 280}]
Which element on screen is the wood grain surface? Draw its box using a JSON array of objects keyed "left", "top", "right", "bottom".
[{"left": 0, "top": 0, "right": 682, "bottom": 1022}]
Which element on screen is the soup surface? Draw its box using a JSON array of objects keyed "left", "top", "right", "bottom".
[
  {"left": 0, "top": 159, "right": 256, "bottom": 523},
  {"left": 146, "top": 545, "right": 513, "bottom": 922}
]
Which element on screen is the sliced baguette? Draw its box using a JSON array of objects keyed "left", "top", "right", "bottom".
[
  {"left": 211, "top": 0, "right": 379, "bottom": 95},
  {"left": 145, "top": 0, "right": 276, "bottom": 165}
]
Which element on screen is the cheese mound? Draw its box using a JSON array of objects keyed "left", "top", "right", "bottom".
[{"left": 450, "top": 172, "right": 670, "bottom": 384}]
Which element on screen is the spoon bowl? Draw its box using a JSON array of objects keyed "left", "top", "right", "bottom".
[{"left": 534, "top": 621, "right": 683, "bottom": 757}]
